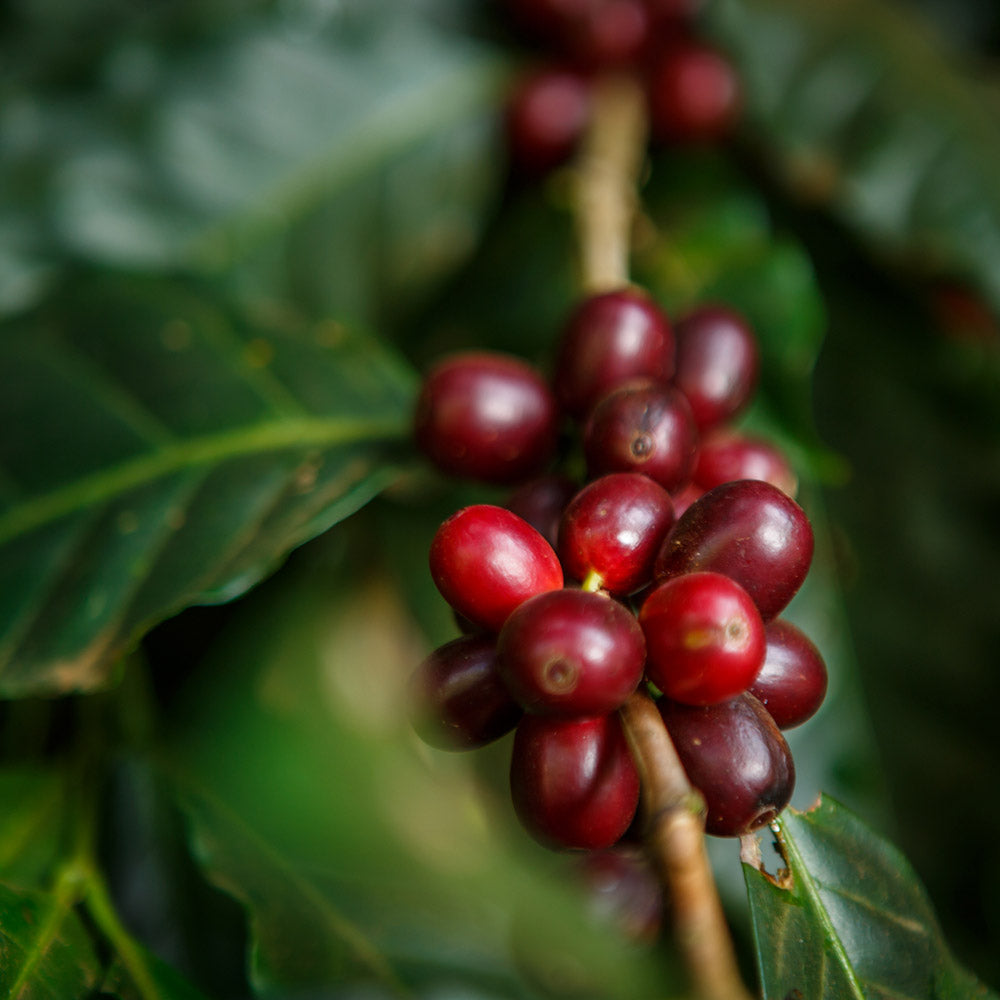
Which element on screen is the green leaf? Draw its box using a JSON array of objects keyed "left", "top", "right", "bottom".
[
  {"left": 0, "top": 274, "right": 415, "bottom": 697},
  {"left": 100, "top": 950, "right": 211, "bottom": 1000},
  {"left": 743, "top": 795, "right": 999, "bottom": 999},
  {"left": 0, "top": 767, "right": 66, "bottom": 889},
  {"left": 0, "top": 880, "right": 102, "bottom": 1000},
  {"left": 707, "top": 0, "right": 1000, "bottom": 317},
  {"left": 0, "top": 1, "right": 506, "bottom": 326}
]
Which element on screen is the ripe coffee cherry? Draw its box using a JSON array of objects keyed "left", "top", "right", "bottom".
[
  {"left": 430, "top": 505, "right": 563, "bottom": 632},
  {"left": 552, "top": 289, "right": 674, "bottom": 419},
  {"left": 693, "top": 429, "right": 798, "bottom": 498},
  {"left": 646, "top": 41, "right": 742, "bottom": 144},
  {"left": 575, "top": 846, "right": 664, "bottom": 944},
  {"left": 639, "top": 572, "right": 765, "bottom": 705},
  {"left": 510, "top": 713, "right": 640, "bottom": 850},
  {"left": 506, "top": 68, "right": 591, "bottom": 176},
  {"left": 497, "top": 589, "right": 645, "bottom": 715},
  {"left": 749, "top": 619, "right": 828, "bottom": 729},
  {"left": 655, "top": 480, "right": 813, "bottom": 620},
  {"left": 583, "top": 380, "right": 698, "bottom": 492},
  {"left": 558, "top": 473, "right": 675, "bottom": 595},
  {"left": 506, "top": 474, "right": 579, "bottom": 549},
  {"left": 660, "top": 692, "right": 795, "bottom": 837},
  {"left": 414, "top": 351, "right": 559, "bottom": 484},
  {"left": 672, "top": 305, "right": 759, "bottom": 430},
  {"left": 409, "top": 635, "right": 522, "bottom": 750}
]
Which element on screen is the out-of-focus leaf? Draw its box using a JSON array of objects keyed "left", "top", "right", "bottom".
[
  {"left": 100, "top": 949, "right": 211, "bottom": 1000},
  {"left": 0, "top": 1, "right": 506, "bottom": 327},
  {"left": 0, "top": 767, "right": 66, "bottom": 889},
  {"left": 743, "top": 795, "right": 999, "bottom": 999},
  {"left": 0, "top": 274, "right": 415, "bottom": 697},
  {"left": 707, "top": 0, "right": 1000, "bottom": 318},
  {"left": 0, "top": 880, "right": 102, "bottom": 999},
  {"left": 167, "top": 561, "right": 684, "bottom": 999}
]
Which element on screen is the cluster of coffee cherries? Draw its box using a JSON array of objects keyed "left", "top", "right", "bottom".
[
  {"left": 409, "top": 287, "right": 828, "bottom": 852},
  {"left": 501, "top": 0, "right": 742, "bottom": 175}
]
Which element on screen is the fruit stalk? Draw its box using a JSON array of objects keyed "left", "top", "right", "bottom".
[{"left": 620, "top": 692, "right": 754, "bottom": 1000}]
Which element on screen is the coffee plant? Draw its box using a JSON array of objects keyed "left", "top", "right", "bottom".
[{"left": 0, "top": 1, "right": 999, "bottom": 998}]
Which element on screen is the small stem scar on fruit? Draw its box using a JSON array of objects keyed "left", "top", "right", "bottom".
[{"left": 573, "top": 72, "right": 755, "bottom": 1000}]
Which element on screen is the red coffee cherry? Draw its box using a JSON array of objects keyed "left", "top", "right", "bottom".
[
  {"left": 582, "top": 380, "right": 698, "bottom": 492},
  {"left": 558, "top": 473, "right": 675, "bottom": 595},
  {"left": 414, "top": 351, "right": 559, "bottom": 484},
  {"left": 574, "top": 846, "right": 664, "bottom": 944},
  {"left": 510, "top": 713, "right": 640, "bottom": 850},
  {"left": 497, "top": 588, "right": 646, "bottom": 715},
  {"left": 749, "top": 619, "right": 828, "bottom": 729},
  {"left": 639, "top": 571, "right": 765, "bottom": 705},
  {"left": 660, "top": 692, "right": 795, "bottom": 837},
  {"left": 655, "top": 480, "right": 813, "bottom": 620},
  {"left": 693, "top": 428, "right": 798, "bottom": 497},
  {"left": 430, "top": 505, "right": 564, "bottom": 632},
  {"left": 646, "top": 40, "right": 742, "bottom": 144},
  {"left": 506, "top": 67, "right": 591, "bottom": 176},
  {"left": 409, "top": 635, "right": 522, "bottom": 750},
  {"left": 505, "top": 474, "right": 579, "bottom": 550},
  {"left": 553, "top": 289, "right": 675, "bottom": 419},
  {"left": 673, "top": 305, "right": 759, "bottom": 430}
]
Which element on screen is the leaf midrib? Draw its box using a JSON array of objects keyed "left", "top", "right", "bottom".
[{"left": 0, "top": 413, "right": 408, "bottom": 546}]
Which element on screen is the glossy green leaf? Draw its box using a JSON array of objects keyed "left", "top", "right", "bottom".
[
  {"left": 708, "top": 0, "right": 1000, "bottom": 316},
  {"left": 0, "top": 1, "right": 506, "bottom": 326},
  {"left": 0, "top": 275, "right": 415, "bottom": 697},
  {"left": 0, "top": 880, "right": 102, "bottom": 999},
  {"left": 743, "top": 796, "right": 999, "bottom": 999}
]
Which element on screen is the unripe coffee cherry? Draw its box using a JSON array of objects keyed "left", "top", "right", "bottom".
[
  {"left": 414, "top": 351, "right": 559, "bottom": 484},
  {"left": 409, "top": 635, "right": 522, "bottom": 750},
  {"left": 672, "top": 305, "right": 758, "bottom": 430},
  {"left": 640, "top": 571, "right": 765, "bottom": 705},
  {"left": 430, "top": 505, "right": 563, "bottom": 632},
  {"left": 749, "top": 619, "right": 828, "bottom": 729},
  {"left": 510, "top": 713, "right": 640, "bottom": 850},
  {"left": 655, "top": 479, "right": 813, "bottom": 620},
  {"left": 553, "top": 289, "right": 674, "bottom": 419},
  {"left": 558, "top": 473, "right": 675, "bottom": 595},
  {"left": 583, "top": 380, "right": 698, "bottom": 491},
  {"left": 497, "top": 589, "right": 645, "bottom": 715},
  {"left": 660, "top": 692, "right": 795, "bottom": 836}
]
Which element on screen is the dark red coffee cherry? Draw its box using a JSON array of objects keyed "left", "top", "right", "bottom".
[
  {"left": 553, "top": 289, "right": 674, "bottom": 419},
  {"left": 574, "top": 846, "right": 664, "bottom": 944},
  {"left": 506, "top": 474, "right": 579, "bottom": 550},
  {"left": 749, "top": 619, "right": 828, "bottom": 729},
  {"left": 655, "top": 480, "right": 813, "bottom": 621},
  {"left": 558, "top": 473, "right": 675, "bottom": 595},
  {"left": 646, "top": 41, "right": 742, "bottom": 144},
  {"left": 497, "top": 588, "right": 645, "bottom": 715},
  {"left": 693, "top": 429, "right": 798, "bottom": 498},
  {"left": 670, "top": 482, "right": 703, "bottom": 518},
  {"left": 506, "top": 68, "right": 591, "bottom": 176},
  {"left": 672, "top": 305, "right": 759, "bottom": 430},
  {"left": 510, "top": 713, "right": 640, "bottom": 850},
  {"left": 583, "top": 380, "right": 698, "bottom": 492},
  {"left": 639, "top": 571, "right": 765, "bottom": 705},
  {"left": 659, "top": 692, "right": 795, "bottom": 837},
  {"left": 409, "top": 635, "right": 522, "bottom": 750},
  {"left": 430, "top": 505, "right": 564, "bottom": 632},
  {"left": 414, "top": 351, "right": 559, "bottom": 484}
]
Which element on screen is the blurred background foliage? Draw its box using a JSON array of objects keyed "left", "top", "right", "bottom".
[{"left": 0, "top": 0, "right": 998, "bottom": 996}]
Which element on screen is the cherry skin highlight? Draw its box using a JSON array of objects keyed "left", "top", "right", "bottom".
[
  {"left": 553, "top": 289, "right": 674, "bottom": 419},
  {"left": 558, "top": 472, "right": 675, "bottom": 595},
  {"left": 583, "top": 380, "right": 698, "bottom": 491},
  {"left": 749, "top": 619, "right": 828, "bottom": 729},
  {"left": 655, "top": 479, "right": 814, "bottom": 620},
  {"left": 510, "top": 713, "right": 640, "bottom": 850},
  {"left": 659, "top": 692, "right": 795, "bottom": 837},
  {"left": 497, "top": 588, "right": 646, "bottom": 715},
  {"left": 639, "top": 571, "right": 766, "bottom": 705},
  {"left": 409, "top": 635, "right": 522, "bottom": 750},
  {"left": 414, "top": 351, "right": 559, "bottom": 484},
  {"left": 430, "top": 505, "right": 563, "bottom": 632}
]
